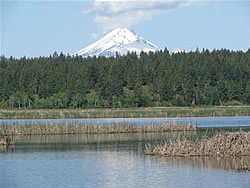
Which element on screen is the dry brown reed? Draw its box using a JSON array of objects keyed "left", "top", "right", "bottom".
[
  {"left": 0, "top": 137, "right": 7, "bottom": 145},
  {"left": 0, "top": 122, "right": 196, "bottom": 136},
  {"left": 0, "top": 135, "right": 13, "bottom": 145},
  {"left": 145, "top": 131, "right": 250, "bottom": 157}
]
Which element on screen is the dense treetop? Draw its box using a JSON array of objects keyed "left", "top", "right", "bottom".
[{"left": 0, "top": 48, "right": 250, "bottom": 109}]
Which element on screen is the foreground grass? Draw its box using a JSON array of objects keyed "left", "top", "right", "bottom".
[
  {"left": 0, "top": 122, "right": 196, "bottom": 136},
  {"left": 145, "top": 131, "right": 250, "bottom": 157},
  {"left": 0, "top": 106, "right": 250, "bottom": 119}
]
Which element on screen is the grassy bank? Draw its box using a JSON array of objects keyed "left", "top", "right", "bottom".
[
  {"left": 0, "top": 122, "right": 196, "bottom": 136},
  {"left": 0, "top": 106, "right": 250, "bottom": 119},
  {"left": 145, "top": 131, "right": 250, "bottom": 157}
]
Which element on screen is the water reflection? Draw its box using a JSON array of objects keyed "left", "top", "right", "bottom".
[
  {"left": 14, "top": 131, "right": 197, "bottom": 144},
  {"left": 1, "top": 131, "right": 250, "bottom": 188},
  {"left": 10, "top": 132, "right": 197, "bottom": 153},
  {"left": 154, "top": 156, "right": 250, "bottom": 172},
  {"left": 3, "top": 131, "right": 250, "bottom": 172},
  {"left": 0, "top": 145, "right": 7, "bottom": 153}
]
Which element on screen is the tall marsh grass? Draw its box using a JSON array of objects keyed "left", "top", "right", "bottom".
[
  {"left": 0, "top": 135, "right": 13, "bottom": 145},
  {"left": 145, "top": 131, "right": 250, "bottom": 157},
  {"left": 0, "top": 122, "right": 196, "bottom": 136}
]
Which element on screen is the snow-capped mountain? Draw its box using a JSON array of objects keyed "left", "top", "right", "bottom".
[
  {"left": 74, "top": 28, "right": 159, "bottom": 57},
  {"left": 172, "top": 48, "right": 185, "bottom": 54}
]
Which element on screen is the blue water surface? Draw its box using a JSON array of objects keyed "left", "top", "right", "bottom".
[{"left": 1, "top": 116, "right": 250, "bottom": 127}]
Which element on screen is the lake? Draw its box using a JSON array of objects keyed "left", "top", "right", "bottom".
[
  {"left": 0, "top": 117, "right": 250, "bottom": 188},
  {"left": 1, "top": 116, "right": 250, "bottom": 127}
]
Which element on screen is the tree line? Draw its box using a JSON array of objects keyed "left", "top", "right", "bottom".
[{"left": 0, "top": 48, "right": 250, "bottom": 109}]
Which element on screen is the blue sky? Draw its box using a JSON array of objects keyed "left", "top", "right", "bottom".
[{"left": 1, "top": 0, "right": 250, "bottom": 58}]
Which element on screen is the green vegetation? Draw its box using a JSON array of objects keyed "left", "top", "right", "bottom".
[
  {"left": 145, "top": 131, "right": 250, "bottom": 157},
  {"left": 0, "top": 122, "right": 196, "bottom": 135},
  {"left": 0, "top": 106, "right": 249, "bottom": 119},
  {"left": 1, "top": 49, "right": 250, "bottom": 109}
]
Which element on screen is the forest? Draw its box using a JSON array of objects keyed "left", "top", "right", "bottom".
[{"left": 0, "top": 48, "right": 250, "bottom": 109}]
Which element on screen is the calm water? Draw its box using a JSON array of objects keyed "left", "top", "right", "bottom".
[
  {"left": 1, "top": 131, "right": 250, "bottom": 188},
  {"left": 1, "top": 116, "right": 250, "bottom": 127}
]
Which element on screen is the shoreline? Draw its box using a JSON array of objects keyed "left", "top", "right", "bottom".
[{"left": 0, "top": 106, "right": 250, "bottom": 119}]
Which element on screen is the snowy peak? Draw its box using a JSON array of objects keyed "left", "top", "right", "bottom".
[
  {"left": 74, "top": 28, "right": 159, "bottom": 57},
  {"left": 104, "top": 28, "right": 138, "bottom": 44}
]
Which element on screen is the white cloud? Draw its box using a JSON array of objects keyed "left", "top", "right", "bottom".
[
  {"left": 91, "top": 32, "right": 99, "bottom": 39},
  {"left": 81, "top": 0, "right": 205, "bottom": 30},
  {"left": 94, "top": 10, "right": 154, "bottom": 30}
]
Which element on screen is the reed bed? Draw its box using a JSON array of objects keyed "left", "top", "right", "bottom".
[
  {"left": 0, "top": 135, "right": 13, "bottom": 145},
  {"left": 145, "top": 131, "right": 250, "bottom": 157},
  {"left": 0, "top": 122, "right": 196, "bottom": 136},
  {"left": 0, "top": 136, "right": 7, "bottom": 145}
]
